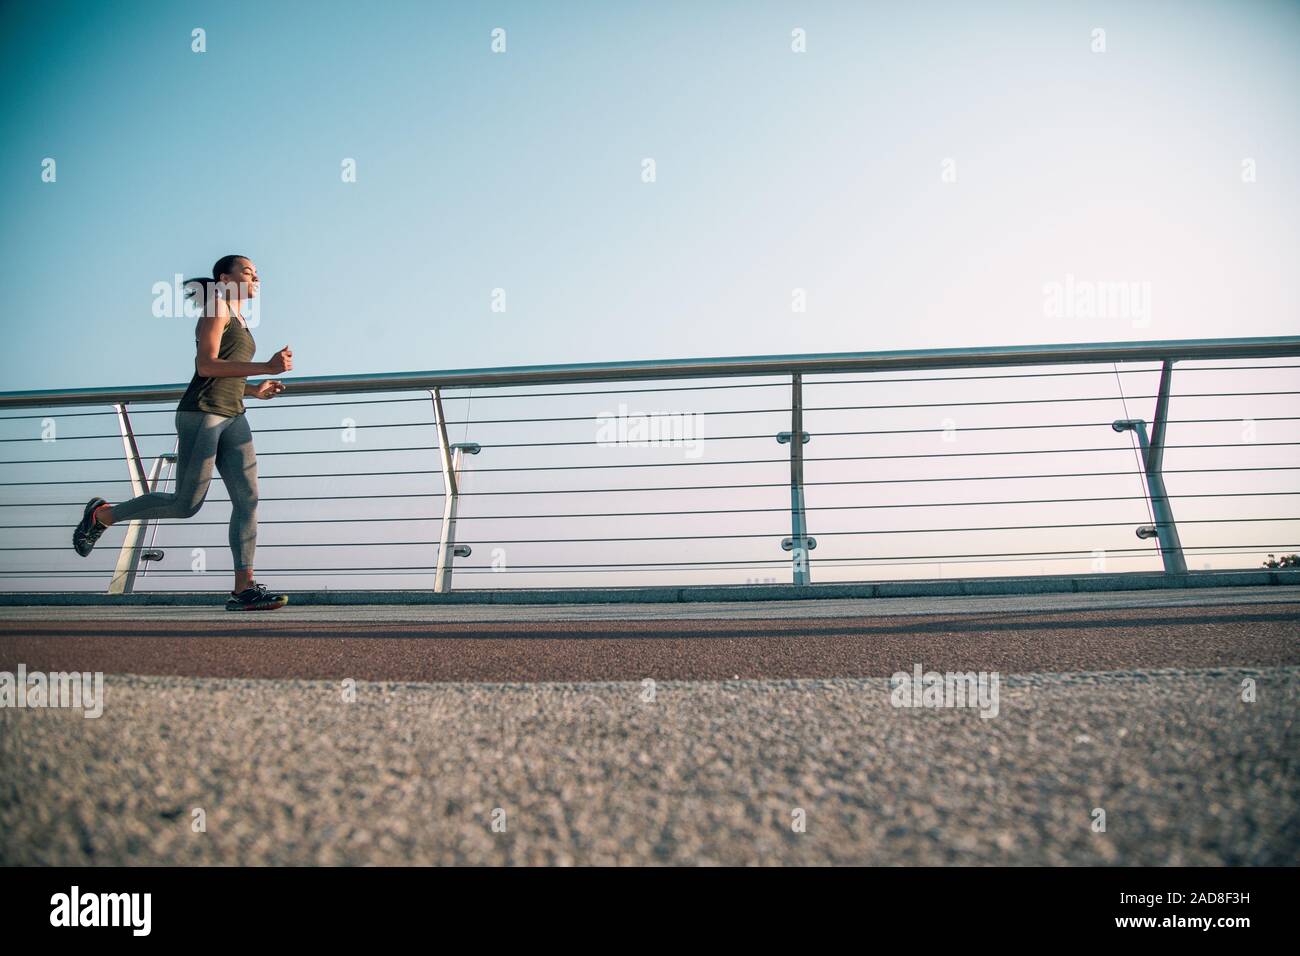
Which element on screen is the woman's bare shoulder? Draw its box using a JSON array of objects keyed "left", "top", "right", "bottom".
[{"left": 193, "top": 312, "right": 231, "bottom": 340}]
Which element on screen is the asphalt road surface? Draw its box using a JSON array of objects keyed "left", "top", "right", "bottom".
[{"left": 1, "top": 587, "right": 1296, "bottom": 865}]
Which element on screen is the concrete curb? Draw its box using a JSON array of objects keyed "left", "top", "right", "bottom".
[{"left": 2, "top": 568, "right": 1299, "bottom": 607}]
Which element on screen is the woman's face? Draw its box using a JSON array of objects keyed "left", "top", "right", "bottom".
[{"left": 219, "top": 258, "right": 260, "bottom": 301}]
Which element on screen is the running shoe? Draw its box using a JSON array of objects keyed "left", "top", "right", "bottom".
[
  {"left": 226, "top": 581, "right": 289, "bottom": 611},
  {"left": 73, "top": 496, "right": 109, "bottom": 557}
]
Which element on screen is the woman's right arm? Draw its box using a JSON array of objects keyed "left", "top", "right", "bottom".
[{"left": 194, "top": 314, "right": 270, "bottom": 378}]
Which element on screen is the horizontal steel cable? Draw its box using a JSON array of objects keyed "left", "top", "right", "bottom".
[
  {"left": 4, "top": 489, "right": 1297, "bottom": 529},
  {"left": 5, "top": 542, "right": 1297, "bottom": 574},
  {"left": 5, "top": 464, "right": 1298, "bottom": 497},
  {"left": 7, "top": 463, "right": 1300, "bottom": 507},
  {"left": 4, "top": 395, "right": 1297, "bottom": 442},
  {"left": 5, "top": 516, "right": 1297, "bottom": 552},
  {"left": 7, "top": 419, "right": 1299, "bottom": 487}
]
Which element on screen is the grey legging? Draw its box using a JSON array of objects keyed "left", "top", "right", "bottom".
[{"left": 109, "top": 409, "right": 259, "bottom": 569}]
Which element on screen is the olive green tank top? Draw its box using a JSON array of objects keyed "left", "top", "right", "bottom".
[{"left": 177, "top": 315, "right": 256, "bottom": 417}]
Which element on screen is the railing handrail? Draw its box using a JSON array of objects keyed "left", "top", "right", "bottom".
[{"left": 3, "top": 335, "right": 1299, "bottom": 410}]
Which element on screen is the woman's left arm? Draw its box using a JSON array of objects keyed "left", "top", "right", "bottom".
[{"left": 246, "top": 381, "right": 286, "bottom": 400}]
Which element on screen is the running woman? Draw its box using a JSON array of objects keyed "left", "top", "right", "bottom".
[{"left": 73, "top": 254, "right": 293, "bottom": 611}]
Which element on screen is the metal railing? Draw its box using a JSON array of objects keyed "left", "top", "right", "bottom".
[{"left": 1, "top": 335, "right": 1298, "bottom": 593}]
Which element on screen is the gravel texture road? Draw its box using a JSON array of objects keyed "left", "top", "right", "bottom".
[
  {"left": 1, "top": 590, "right": 1296, "bottom": 865},
  {"left": 1, "top": 668, "right": 1295, "bottom": 865}
]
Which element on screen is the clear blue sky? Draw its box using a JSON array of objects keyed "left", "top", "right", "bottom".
[
  {"left": 2, "top": 1, "right": 1297, "bottom": 589},
  {"left": 4, "top": 0, "right": 1298, "bottom": 390}
]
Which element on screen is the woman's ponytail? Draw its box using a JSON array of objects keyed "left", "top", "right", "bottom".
[{"left": 182, "top": 277, "right": 218, "bottom": 318}]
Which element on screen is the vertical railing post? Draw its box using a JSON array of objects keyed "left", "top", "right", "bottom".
[
  {"left": 138, "top": 445, "right": 178, "bottom": 580},
  {"left": 777, "top": 373, "right": 815, "bottom": 585},
  {"left": 1112, "top": 360, "right": 1187, "bottom": 574},
  {"left": 429, "top": 388, "right": 479, "bottom": 592},
  {"left": 108, "top": 403, "right": 159, "bottom": 594}
]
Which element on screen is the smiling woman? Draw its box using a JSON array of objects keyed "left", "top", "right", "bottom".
[{"left": 70, "top": 254, "right": 295, "bottom": 611}]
